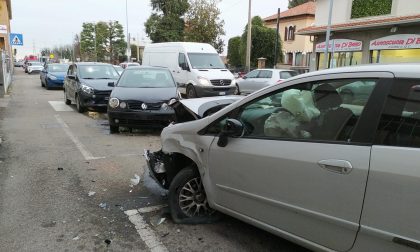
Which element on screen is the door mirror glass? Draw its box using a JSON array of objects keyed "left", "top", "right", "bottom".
[{"left": 217, "top": 119, "right": 244, "bottom": 147}]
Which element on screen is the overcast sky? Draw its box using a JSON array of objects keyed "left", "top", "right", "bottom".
[{"left": 11, "top": 0, "right": 288, "bottom": 58}]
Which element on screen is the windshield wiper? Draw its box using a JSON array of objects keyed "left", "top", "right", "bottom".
[
  {"left": 82, "top": 77, "right": 95, "bottom": 79},
  {"left": 97, "top": 77, "right": 113, "bottom": 79}
]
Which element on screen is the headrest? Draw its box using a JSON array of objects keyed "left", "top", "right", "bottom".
[
  {"left": 314, "top": 84, "right": 342, "bottom": 110},
  {"left": 281, "top": 89, "right": 320, "bottom": 122}
]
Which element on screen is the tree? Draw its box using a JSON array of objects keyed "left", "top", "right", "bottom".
[
  {"left": 145, "top": 0, "right": 189, "bottom": 42},
  {"left": 95, "top": 22, "right": 109, "bottom": 62},
  {"left": 73, "top": 34, "right": 81, "bottom": 61},
  {"left": 288, "top": 0, "right": 313, "bottom": 9},
  {"left": 107, "top": 21, "right": 126, "bottom": 63},
  {"left": 227, "top": 36, "right": 241, "bottom": 67},
  {"left": 240, "top": 16, "right": 282, "bottom": 68},
  {"left": 184, "top": 0, "right": 225, "bottom": 53},
  {"left": 80, "top": 22, "right": 96, "bottom": 61}
]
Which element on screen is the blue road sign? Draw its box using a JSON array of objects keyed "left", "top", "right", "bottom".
[{"left": 10, "top": 33, "right": 23, "bottom": 46}]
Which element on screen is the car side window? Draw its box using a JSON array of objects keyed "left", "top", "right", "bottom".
[
  {"left": 237, "top": 78, "right": 378, "bottom": 142},
  {"left": 258, "top": 70, "right": 272, "bottom": 79},
  {"left": 245, "top": 70, "right": 259, "bottom": 78},
  {"left": 374, "top": 79, "right": 420, "bottom": 148},
  {"left": 67, "top": 65, "right": 73, "bottom": 76},
  {"left": 178, "top": 53, "right": 187, "bottom": 68}
]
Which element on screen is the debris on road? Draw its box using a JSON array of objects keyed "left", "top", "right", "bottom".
[
  {"left": 88, "top": 191, "right": 96, "bottom": 197},
  {"left": 99, "top": 203, "right": 108, "bottom": 210},
  {"left": 57, "top": 167, "right": 64, "bottom": 171},
  {"left": 130, "top": 174, "right": 140, "bottom": 187},
  {"left": 176, "top": 229, "right": 181, "bottom": 233},
  {"left": 72, "top": 236, "right": 80, "bottom": 241},
  {"left": 161, "top": 232, "right": 170, "bottom": 238},
  {"left": 152, "top": 217, "right": 166, "bottom": 227},
  {"left": 104, "top": 239, "right": 112, "bottom": 246}
]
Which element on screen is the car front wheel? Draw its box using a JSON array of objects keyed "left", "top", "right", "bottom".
[
  {"left": 75, "top": 94, "right": 85, "bottom": 113},
  {"left": 169, "top": 166, "right": 220, "bottom": 224},
  {"left": 109, "top": 125, "right": 119, "bottom": 134},
  {"left": 186, "top": 85, "right": 197, "bottom": 99}
]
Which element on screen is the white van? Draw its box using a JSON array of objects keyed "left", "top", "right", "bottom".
[{"left": 142, "top": 42, "right": 236, "bottom": 98}]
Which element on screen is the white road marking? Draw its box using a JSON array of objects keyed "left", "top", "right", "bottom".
[
  {"left": 54, "top": 114, "right": 105, "bottom": 161},
  {"left": 48, "top": 101, "right": 74, "bottom": 112},
  {"left": 125, "top": 205, "right": 168, "bottom": 252}
]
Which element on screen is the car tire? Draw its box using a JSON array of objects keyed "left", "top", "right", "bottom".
[
  {"left": 109, "top": 125, "right": 119, "bottom": 134},
  {"left": 75, "top": 94, "right": 85, "bottom": 113},
  {"left": 169, "top": 165, "right": 221, "bottom": 224},
  {"left": 234, "top": 84, "right": 240, "bottom": 95},
  {"left": 186, "top": 85, "right": 197, "bottom": 99},
  {"left": 64, "top": 90, "right": 71, "bottom": 105},
  {"left": 41, "top": 78, "right": 45, "bottom": 87},
  {"left": 45, "top": 80, "right": 50, "bottom": 90}
]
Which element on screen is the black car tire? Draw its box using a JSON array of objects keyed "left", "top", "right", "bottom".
[
  {"left": 41, "top": 78, "right": 44, "bottom": 87},
  {"left": 234, "top": 84, "right": 240, "bottom": 95},
  {"left": 186, "top": 85, "right": 197, "bottom": 99},
  {"left": 169, "top": 165, "right": 221, "bottom": 224},
  {"left": 110, "top": 125, "right": 119, "bottom": 134},
  {"left": 64, "top": 90, "right": 71, "bottom": 105},
  {"left": 75, "top": 94, "right": 85, "bottom": 113},
  {"left": 45, "top": 80, "right": 50, "bottom": 90}
]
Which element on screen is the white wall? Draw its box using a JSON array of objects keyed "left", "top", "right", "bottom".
[{"left": 393, "top": 0, "right": 420, "bottom": 16}]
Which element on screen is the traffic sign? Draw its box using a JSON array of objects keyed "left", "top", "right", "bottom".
[
  {"left": 10, "top": 33, "right": 23, "bottom": 46},
  {"left": 49, "top": 54, "right": 55, "bottom": 59}
]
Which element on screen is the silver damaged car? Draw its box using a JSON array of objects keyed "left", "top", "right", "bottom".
[{"left": 146, "top": 64, "right": 420, "bottom": 252}]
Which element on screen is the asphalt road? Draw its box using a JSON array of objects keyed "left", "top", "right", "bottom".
[{"left": 0, "top": 68, "right": 310, "bottom": 252}]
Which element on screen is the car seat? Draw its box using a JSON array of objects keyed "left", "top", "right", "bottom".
[{"left": 313, "top": 84, "right": 356, "bottom": 141}]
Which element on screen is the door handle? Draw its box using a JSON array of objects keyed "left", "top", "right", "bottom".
[{"left": 318, "top": 160, "right": 353, "bottom": 174}]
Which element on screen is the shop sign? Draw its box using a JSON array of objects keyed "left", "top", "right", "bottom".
[
  {"left": 0, "top": 25, "right": 8, "bottom": 34},
  {"left": 315, "top": 39, "right": 363, "bottom": 52},
  {"left": 370, "top": 34, "right": 420, "bottom": 50}
]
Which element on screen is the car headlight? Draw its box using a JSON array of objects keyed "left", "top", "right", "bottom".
[
  {"left": 81, "top": 84, "right": 94, "bottom": 94},
  {"left": 161, "top": 103, "right": 169, "bottom": 110},
  {"left": 231, "top": 79, "right": 236, "bottom": 85},
  {"left": 197, "top": 76, "right": 211, "bottom": 86},
  {"left": 120, "top": 101, "right": 127, "bottom": 109},
  {"left": 168, "top": 98, "right": 177, "bottom": 106},
  {"left": 48, "top": 74, "right": 57, "bottom": 80},
  {"left": 109, "top": 98, "right": 119, "bottom": 108}
]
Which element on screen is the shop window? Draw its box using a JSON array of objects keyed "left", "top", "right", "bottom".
[
  {"left": 317, "top": 52, "right": 362, "bottom": 70},
  {"left": 371, "top": 49, "right": 420, "bottom": 64},
  {"left": 351, "top": 0, "right": 392, "bottom": 19}
]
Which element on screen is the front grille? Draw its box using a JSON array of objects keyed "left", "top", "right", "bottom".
[
  {"left": 127, "top": 101, "right": 162, "bottom": 110},
  {"left": 94, "top": 90, "right": 112, "bottom": 95},
  {"left": 210, "top": 79, "right": 232, "bottom": 86}
]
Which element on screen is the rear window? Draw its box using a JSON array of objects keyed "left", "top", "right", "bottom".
[
  {"left": 280, "top": 71, "right": 298, "bottom": 79},
  {"left": 374, "top": 79, "right": 420, "bottom": 148}
]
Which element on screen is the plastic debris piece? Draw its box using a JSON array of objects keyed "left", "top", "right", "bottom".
[
  {"left": 57, "top": 167, "right": 64, "bottom": 171},
  {"left": 176, "top": 229, "right": 181, "bottom": 233},
  {"left": 130, "top": 174, "right": 140, "bottom": 187},
  {"left": 103, "top": 189, "right": 107, "bottom": 192},
  {"left": 161, "top": 232, "right": 170, "bottom": 238},
  {"left": 72, "top": 236, "right": 80, "bottom": 241},
  {"left": 88, "top": 191, "right": 96, "bottom": 197},
  {"left": 104, "top": 239, "right": 112, "bottom": 245},
  {"left": 99, "top": 203, "right": 108, "bottom": 209},
  {"left": 156, "top": 217, "right": 166, "bottom": 226},
  {"left": 129, "top": 189, "right": 133, "bottom": 193}
]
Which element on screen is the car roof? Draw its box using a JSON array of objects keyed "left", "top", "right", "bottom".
[
  {"left": 75, "top": 62, "right": 112, "bottom": 66},
  {"left": 294, "top": 63, "right": 420, "bottom": 79},
  {"left": 258, "top": 68, "right": 297, "bottom": 72},
  {"left": 124, "top": 66, "right": 169, "bottom": 70}
]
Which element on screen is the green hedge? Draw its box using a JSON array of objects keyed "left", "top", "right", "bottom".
[{"left": 351, "top": 0, "right": 392, "bottom": 19}]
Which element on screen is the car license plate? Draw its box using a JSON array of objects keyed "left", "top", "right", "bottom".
[{"left": 219, "top": 92, "right": 226, "bottom": 95}]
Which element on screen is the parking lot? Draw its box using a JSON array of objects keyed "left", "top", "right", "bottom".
[{"left": 0, "top": 68, "right": 309, "bottom": 251}]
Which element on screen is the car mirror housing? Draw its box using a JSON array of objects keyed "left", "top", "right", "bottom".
[{"left": 217, "top": 119, "right": 244, "bottom": 147}]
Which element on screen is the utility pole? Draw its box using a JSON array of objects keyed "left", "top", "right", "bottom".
[
  {"left": 94, "top": 23, "right": 98, "bottom": 62},
  {"left": 274, "top": 8, "right": 280, "bottom": 69},
  {"left": 126, "top": 0, "right": 131, "bottom": 62},
  {"left": 324, "top": 0, "right": 334, "bottom": 69},
  {"left": 245, "top": 0, "right": 252, "bottom": 72}
]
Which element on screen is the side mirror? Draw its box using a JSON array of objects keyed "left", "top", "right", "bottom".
[
  {"left": 242, "top": 76, "right": 248, "bottom": 79},
  {"left": 180, "top": 63, "right": 190, "bottom": 72},
  {"left": 108, "top": 82, "right": 115, "bottom": 87},
  {"left": 217, "top": 119, "right": 244, "bottom": 147},
  {"left": 67, "top": 75, "right": 76, "bottom": 80}
]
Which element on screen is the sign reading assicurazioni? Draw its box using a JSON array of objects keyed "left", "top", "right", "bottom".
[
  {"left": 370, "top": 34, "right": 420, "bottom": 50},
  {"left": 316, "top": 39, "right": 363, "bottom": 53}
]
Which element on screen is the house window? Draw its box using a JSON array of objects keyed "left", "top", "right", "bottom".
[
  {"left": 351, "top": 0, "right": 393, "bottom": 19},
  {"left": 287, "top": 26, "right": 296, "bottom": 41},
  {"left": 284, "top": 27, "right": 288, "bottom": 41}
]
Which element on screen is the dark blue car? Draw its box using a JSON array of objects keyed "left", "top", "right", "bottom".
[{"left": 40, "top": 63, "right": 69, "bottom": 89}]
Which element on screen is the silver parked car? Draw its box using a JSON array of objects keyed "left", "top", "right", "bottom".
[
  {"left": 146, "top": 64, "right": 420, "bottom": 252},
  {"left": 236, "top": 68, "right": 298, "bottom": 95}
]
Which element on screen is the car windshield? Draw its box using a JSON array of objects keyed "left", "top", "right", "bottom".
[
  {"left": 188, "top": 53, "right": 225, "bottom": 69},
  {"left": 280, "top": 71, "right": 298, "bottom": 79},
  {"left": 79, "top": 65, "right": 119, "bottom": 79},
  {"left": 49, "top": 64, "right": 69, "bottom": 72},
  {"left": 118, "top": 68, "right": 175, "bottom": 88}
]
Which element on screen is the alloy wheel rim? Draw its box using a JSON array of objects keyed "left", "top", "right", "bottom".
[{"left": 178, "top": 177, "right": 214, "bottom": 217}]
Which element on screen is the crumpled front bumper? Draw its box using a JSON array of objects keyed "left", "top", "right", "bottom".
[{"left": 144, "top": 149, "right": 170, "bottom": 189}]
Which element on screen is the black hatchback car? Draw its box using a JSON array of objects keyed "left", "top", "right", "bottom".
[
  {"left": 64, "top": 62, "right": 120, "bottom": 113},
  {"left": 107, "top": 67, "right": 178, "bottom": 133}
]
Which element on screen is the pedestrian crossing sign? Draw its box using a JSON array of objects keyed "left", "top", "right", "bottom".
[{"left": 10, "top": 33, "right": 23, "bottom": 46}]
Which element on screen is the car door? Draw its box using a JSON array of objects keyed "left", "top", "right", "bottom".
[
  {"left": 249, "top": 70, "right": 272, "bottom": 91},
  {"left": 173, "top": 53, "right": 189, "bottom": 93},
  {"left": 238, "top": 70, "right": 260, "bottom": 94},
  {"left": 206, "top": 75, "right": 389, "bottom": 251},
  {"left": 355, "top": 78, "right": 420, "bottom": 251}
]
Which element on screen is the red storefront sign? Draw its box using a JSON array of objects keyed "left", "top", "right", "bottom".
[
  {"left": 315, "top": 39, "right": 363, "bottom": 52},
  {"left": 370, "top": 34, "right": 420, "bottom": 50}
]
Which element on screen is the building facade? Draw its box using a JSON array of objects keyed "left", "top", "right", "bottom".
[
  {"left": 263, "top": 1, "right": 315, "bottom": 68},
  {"left": 298, "top": 0, "right": 420, "bottom": 71},
  {"left": 0, "top": 0, "right": 12, "bottom": 56}
]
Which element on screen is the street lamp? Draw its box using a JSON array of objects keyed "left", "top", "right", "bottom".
[
  {"left": 245, "top": 0, "right": 252, "bottom": 72},
  {"left": 126, "top": 0, "right": 131, "bottom": 62},
  {"left": 324, "top": 0, "right": 334, "bottom": 68}
]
